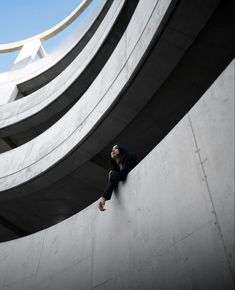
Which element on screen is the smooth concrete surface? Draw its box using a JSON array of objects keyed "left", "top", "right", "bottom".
[
  {"left": 0, "top": 84, "right": 18, "bottom": 105},
  {"left": 0, "top": 0, "right": 108, "bottom": 95},
  {"left": 0, "top": 0, "right": 125, "bottom": 131},
  {"left": 0, "top": 0, "right": 139, "bottom": 149},
  {"left": 188, "top": 60, "right": 234, "bottom": 276},
  {"left": 0, "top": 0, "right": 171, "bottom": 192},
  {"left": 0, "top": 0, "right": 221, "bottom": 137},
  {"left": 0, "top": 0, "right": 225, "bottom": 151},
  {"left": 0, "top": 60, "right": 233, "bottom": 289},
  {"left": 0, "top": 0, "right": 234, "bottom": 241},
  {"left": 12, "top": 39, "right": 46, "bottom": 71}
]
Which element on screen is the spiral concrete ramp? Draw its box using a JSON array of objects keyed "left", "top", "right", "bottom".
[{"left": 0, "top": 0, "right": 234, "bottom": 289}]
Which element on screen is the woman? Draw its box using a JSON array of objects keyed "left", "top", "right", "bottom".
[{"left": 98, "top": 144, "right": 139, "bottom": 211}]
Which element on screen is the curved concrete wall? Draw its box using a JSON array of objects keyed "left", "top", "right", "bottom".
[
  {"left": 0, "top": 0, "right": 234, "bottom": 242},
  {"left": 0, "top": 60, "right": 233, "bottom": 290},
  {"left": 0, "top": 0, "right": 108, "bottom": 93},
  {"left": 0, "top": 0, "right": 125, "bottom": 132},
  {"left": 0, "top": 0, "right": 171, "bottom": 194}
]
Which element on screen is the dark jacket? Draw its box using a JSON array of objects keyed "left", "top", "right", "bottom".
[{"left": 102, "top": 144, "right": 139, "bottom": 200}]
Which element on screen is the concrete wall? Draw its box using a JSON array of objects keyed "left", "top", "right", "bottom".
[
  {"left": 0, "top": 0, "right": 107, "bottom": 92},
  {"left": 0, "top": 0, "right": 124, "bottom": 129},
  {"left": 0, "top": 0, "right": 172, "bottom": 195},
  {"left": 0, "top": 59, "right": 233, "bottom": 289}
]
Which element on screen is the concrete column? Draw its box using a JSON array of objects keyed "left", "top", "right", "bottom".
[
  {"left": 0, "top": 83, "right": 18, "bottom": 105},
  {"left": 12, "top": 39, "right": 47, "bottom": 71}
]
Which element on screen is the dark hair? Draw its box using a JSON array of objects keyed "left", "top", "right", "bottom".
[
  {"left": 110, "top": 144, "right": 129, "bottom": 169},
  {"left": 116, "top": 144, "right": 129, "bottom": 156}
]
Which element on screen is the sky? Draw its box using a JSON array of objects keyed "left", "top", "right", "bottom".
[{"left": 0, "top": 0, "right": 99, "bottom": 73}]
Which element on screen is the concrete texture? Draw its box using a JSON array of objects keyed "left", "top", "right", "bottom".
[
  {"left": 0, "top": 0, "right": 234, "bottom": 242},
  {"left": 0, "top": 0, "right": 127, "bottom": 138},
  {"left": 12, "top": 39, "right": 47, "bottom": 71},
  {"left": 0, "top": 84, "right": 18, "bottom": 105},
  {"left": 0, "top": 0, "right": 169, "bottom": 192},
  {"left": 0, "top": 0, "right": 108, "bottom": 98},
  {"left": 0, "top": 0, "right": 139, "bottom": 149},
  {"left": 0, "top": 60, "right": 233, "bottom": 289},
  {"left": 188, "top": 60, "right": 234, "bottom": 277}
]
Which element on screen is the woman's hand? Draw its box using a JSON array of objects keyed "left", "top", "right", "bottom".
[{"left": 98, "top": 197, "right": 106, "bottom": 211}]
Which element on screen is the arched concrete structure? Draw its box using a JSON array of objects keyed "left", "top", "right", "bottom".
[
  {"left": 0, "top": 0, "right": 93, "bottom": 72},
  {"left": 0, "top": 0, "right": 92, "bottom": 53},
  {"left": 0, "top": 0, "right": 137, "bottom": 143},
  {"left": 0, "top": 60, "right": 233, "bottom": 289},
  {"left": 0, "top": 0, "right": 172, "bottom": 192},
  {"left": 0, "top": 0, "right": 109, "bottom": 99},
  {"left": 0, "top": 0, "right": 234, "bottom": 244}
]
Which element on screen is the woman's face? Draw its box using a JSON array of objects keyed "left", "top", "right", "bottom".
[{"left": 111, "top": 145, "right": 120, "bottom": 159}]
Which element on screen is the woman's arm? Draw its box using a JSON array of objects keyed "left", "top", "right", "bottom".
[
  {"left": 98, "top": 154, "right": 138, "bottom": 211},
  {"left": 110, "top": 155, "right": 136, "bottom": 182}
]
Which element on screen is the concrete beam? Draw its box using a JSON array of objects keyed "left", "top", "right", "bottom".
[
  {"left": 0, "top": 60, "right": 233, "bottom": 288},
  {"left": 0, "top": 0, "right": 172, "bottom": 195},
  {"left": 0, "top": 0, "right": 126, "bottom": 134},
  {"left": 0, "top": 0, "right": 109, "bottom": 92}
]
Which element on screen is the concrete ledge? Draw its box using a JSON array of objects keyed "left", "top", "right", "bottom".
[
  {"left": 0, "top": 0, "right": 234, "bottom": 243},
  {"left": 0, "top": 0, "right": 109, "bottom": 92},
  {"left": 0, "top": 0, "right": 172, "bottom": 193},
  {"left": 0, "top": 61, "right": 233, "bottom": 288},
  {"left": 0, "top": 0, "right": 128, "bottom": 139},
  {"left": 0, "top": 1, "right": 234, "bottom": 241}
]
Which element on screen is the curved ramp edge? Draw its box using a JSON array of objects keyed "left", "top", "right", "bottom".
[
  {"left": 0, "top": 0, "right": 134, "bottom": 138},
  {"left": 0, "top": 60, "right": 233, "bottom": 290},
  {"left": 0, "top": 0, "right": 109, "bottom": 93},
  {"left": 0, "top": 0, "right": 170, "bottom": 193}
]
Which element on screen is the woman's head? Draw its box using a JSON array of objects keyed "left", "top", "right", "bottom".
[
  {"left": 111, "top": 145, "right": 119, "bottom": 159},
  {"left": 110, "top": 144, "right": 128, "bottom": 159}
]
